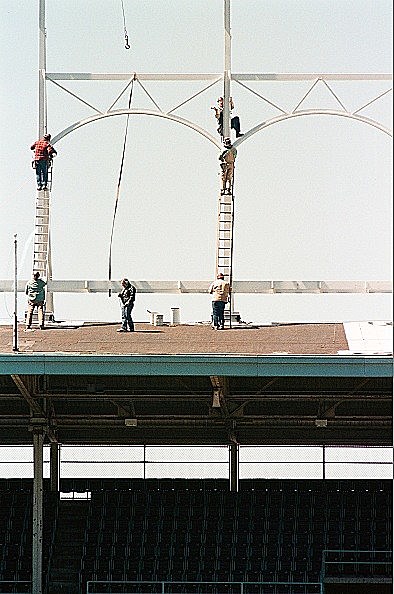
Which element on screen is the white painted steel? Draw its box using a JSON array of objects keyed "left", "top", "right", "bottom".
[
  {"left": 0, "top": 280, "right": 391, "bottom": 294},
  {"left": 46, "top": 72, "right": 392, "bottom": 81},
  {"left": 233, "top": 110, "right": 392, "bottom": 149},
  {"left": 51, "top": 109, "right": 222, "bottom": 148}
]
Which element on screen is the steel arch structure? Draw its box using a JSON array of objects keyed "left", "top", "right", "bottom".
[{"left": 51, "top": 105, "right": 392, "bottom": 150}]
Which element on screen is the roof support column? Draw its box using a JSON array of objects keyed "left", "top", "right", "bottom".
[
  {"left": 32, "top": 428, "right": 44, "bottom": 594},
  {"left": 50, "top": 442, "right": 60, "bottom": 493},
  {"left": 229, "top": 443, "right": 239, "bottom": 492}
]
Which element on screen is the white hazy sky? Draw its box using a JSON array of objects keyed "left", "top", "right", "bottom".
[{"left": 0, "top": 0, "right": 392, "bottom": 324}]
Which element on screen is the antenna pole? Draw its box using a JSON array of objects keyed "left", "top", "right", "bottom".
[{"left": 13, "top": 234, "right": 18, "bottom": 352}]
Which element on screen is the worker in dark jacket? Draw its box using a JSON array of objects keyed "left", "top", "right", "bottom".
[
  {"left": 117, "top": 278, "right": 136, "bottom": 332},
  {"left": 25, "top": 271, "right": 47, "bottom": 330},
  {"left": 30, "top": 133, "right": 57, "bottom": 191}
]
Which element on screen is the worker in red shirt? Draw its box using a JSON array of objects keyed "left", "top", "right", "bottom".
[{"left": 30, "top": 133, "right": 57, "bottom": 191}]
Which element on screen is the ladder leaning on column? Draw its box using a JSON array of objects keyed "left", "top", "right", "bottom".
[
  {"left": 30, "top": 163, "right": 54, "bottom": 322},
  {"left": 215, "top": 179, "right": 240, "bottom": 327}
]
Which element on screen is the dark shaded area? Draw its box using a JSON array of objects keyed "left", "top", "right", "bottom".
[{"left": 0, "top": 479, "right": 391, "bottom": 594}]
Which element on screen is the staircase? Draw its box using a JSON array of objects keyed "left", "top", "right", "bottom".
[{"left": 46, "top": 500, "right": 88, "bottom": 594}]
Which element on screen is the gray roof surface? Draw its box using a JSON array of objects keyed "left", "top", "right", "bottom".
[{"left": 1, "top": 322, "right": 348, "bottom": 355}]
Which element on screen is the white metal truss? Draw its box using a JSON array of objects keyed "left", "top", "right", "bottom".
[
  {"left": 32, "top": 0, "right": 392, "bottom": 309},
  {"left": 1, "top": 280, "right": 391, "bottom": 295}
]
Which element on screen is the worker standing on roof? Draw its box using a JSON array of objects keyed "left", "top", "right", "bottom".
[
  {"left": 117, "top": 278, "right": 136, "bottom": 332},
  {"left": 25, "top": 271, "right": 47, "bottom": 330},
  {"left": 208, "top": 272, "right": 230, "bottom": 330},
  {"left": 30, "top": 133, "right": 57, "bottom": 191},
  {"left": 219, "top": 138, "right": 237, "bottom": 195}
]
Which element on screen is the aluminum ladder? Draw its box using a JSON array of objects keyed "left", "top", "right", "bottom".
[
  {"left": 215, "top": 180, "right": 241, "bottom": 325},
  {"left": 30, "top": 164, "right": 54, "bottom": 321}
]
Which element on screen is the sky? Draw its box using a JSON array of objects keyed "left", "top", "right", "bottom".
[{"left": 0, "top": 0, "right": 392, "bottom": 325}]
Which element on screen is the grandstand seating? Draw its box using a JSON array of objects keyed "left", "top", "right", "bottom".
[{"left": 0, "top": 479, "right": 391, "bottom": 594}]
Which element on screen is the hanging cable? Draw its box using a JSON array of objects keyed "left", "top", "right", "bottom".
[
  {"left": 108, "top": 77, "right": 135, "bottom": 296},
  {"left": 120, "top": 0, "right": 130, "bottom": 49}
]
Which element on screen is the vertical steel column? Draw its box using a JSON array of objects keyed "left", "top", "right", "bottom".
[
  {"left": 223, "top": 0, "right": 231, "bottom": 138},
  {"left": 223, "top": 0, "right": 236, "bottom": 319},
  {"left": 38, "top": 0, "right": 46, "bottom": 138},
  {"left": 229, "top": 443, "right": 239, "bottom": 492},
  {"left": 38, "top": 0, "right": 54, "bottom": 316},
  {"left": 50, "top": 442, "right": 59, "bottom": 493},
  {"left": 33, "top": 429, "right": 44, "bottom": 594}
]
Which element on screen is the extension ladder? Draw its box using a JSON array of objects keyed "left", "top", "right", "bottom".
[
  {"left": 29, "top": 164, "right": 54, "bottom": 322},
  {"left": 215, "top": 182, "right": 241, "bottom": 325}
]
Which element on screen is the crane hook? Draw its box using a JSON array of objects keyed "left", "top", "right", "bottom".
[{"left": 124, "top": 29, "right": 130, "bottom": 49}]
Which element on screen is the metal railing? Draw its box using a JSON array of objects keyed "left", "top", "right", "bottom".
[
  {"left": 0, "top": 582, "right": 31, "bottom": 594},
  {"left": 321, "top": 549, "right": 393, "bottom": 584},
  {"left": 86, "top": 581, "right": 323, "bottom": 594}
]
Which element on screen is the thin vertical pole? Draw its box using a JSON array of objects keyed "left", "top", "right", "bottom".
[
  {"left": 13, "top": 234, "right": 18, "bottom": 352},
  {"left": 223, "top": 0, "right": 231, "bottom": 139},
  {"left": 33, "top": 429, "right": 44, "bottom": 594}
]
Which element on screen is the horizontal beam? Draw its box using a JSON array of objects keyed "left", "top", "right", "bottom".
[
  {"left": 46, "top": 72, "right": 393, "bottom": 81},
  {"left": 0, "top": 280, "right": 391, "bottom": 294},
  {"left": 47, "top": 73, "right": 222, "bottom": 81},
  {"left": 0, "top": 354, "right": 391, "bottom": 377},
  {"left": 233, "top": 73, "right": 393, "bottom": 81}
]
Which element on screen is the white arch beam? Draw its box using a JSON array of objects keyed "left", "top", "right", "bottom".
[
  {"left": 51, "top": 108, "right": 222, "bottom": 148},
  {"left": 233, "top": 109, "right": 392, "bottom": 149}
]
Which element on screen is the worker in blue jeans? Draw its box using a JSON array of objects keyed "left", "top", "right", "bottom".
[
  {"left": 208, "top": 272, "right": 230, "bottom": 329},
  {"left": 117, "top": 278, "right": 136, "bottom": 332}
]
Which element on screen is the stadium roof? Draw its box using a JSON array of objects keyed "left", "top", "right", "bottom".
[{"left": 0, "top": 322, "right": 391, "bottom": 447}]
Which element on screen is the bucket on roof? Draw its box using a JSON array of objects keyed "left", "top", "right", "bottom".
[{"left": 171, "top": 308, "right": 180, "bottom": 325}]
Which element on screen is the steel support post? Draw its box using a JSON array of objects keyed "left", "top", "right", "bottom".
[
  {"left": 223, "top": 0, "right": 231, "bottom": 139},
  {"left": 32, "top": 429, "right": 44, "bottom": 594},
  {"left": 38, "top": 0, "right": 54, "bottom": 317},
  {"left": 229, "top": 443, "right": 239, "bottom": 492},
  {"left": 50, "top": 442, "right": 59, "bottom": 493},
  {"left": 38, "top": 0, "right": 46, "bottom": 138}
]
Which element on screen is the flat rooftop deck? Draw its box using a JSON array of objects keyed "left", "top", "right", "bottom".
[{"left": 1, "top": 322, "right": 349, "bottom": 355}]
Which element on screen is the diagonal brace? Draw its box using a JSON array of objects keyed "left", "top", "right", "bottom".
[{"left": 11, "top": 375, "right": 57, "bottom": 443}]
